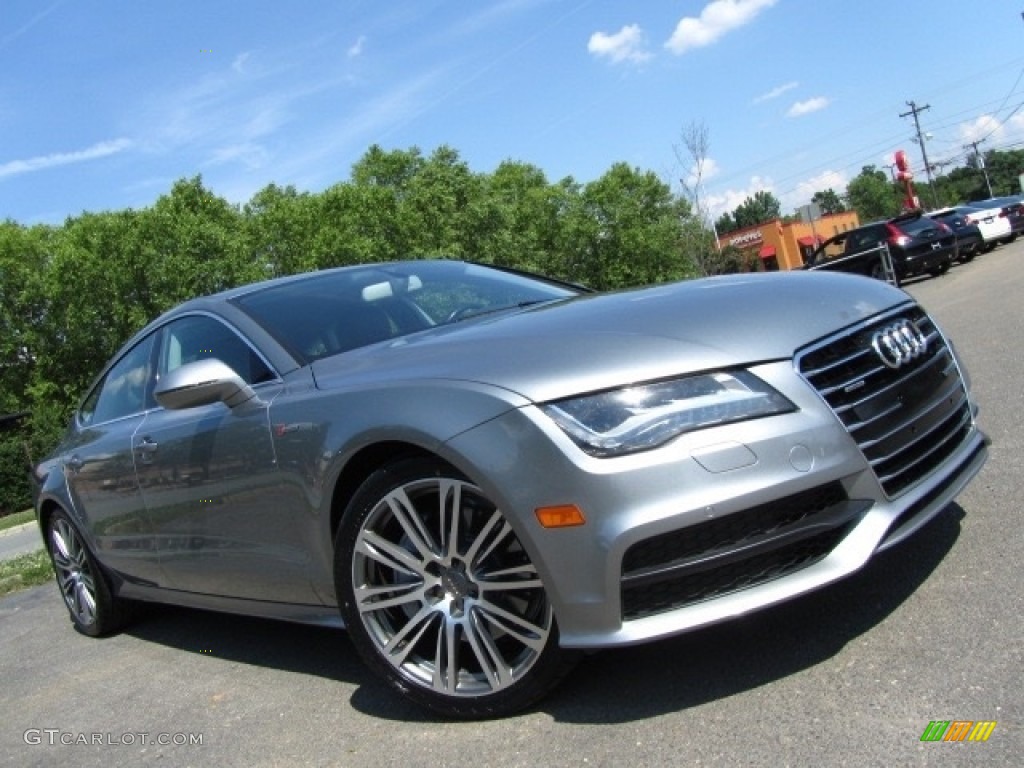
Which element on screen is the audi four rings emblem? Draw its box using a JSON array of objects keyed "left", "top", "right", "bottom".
[{"left": 871, "top": 319, "right": 928, "bottom": 369}]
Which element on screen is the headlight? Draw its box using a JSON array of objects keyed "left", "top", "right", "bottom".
[{"left": 541, "top": 371, "right": 796, "bottom": 457}]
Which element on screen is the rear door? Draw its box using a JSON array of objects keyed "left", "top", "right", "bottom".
[{"left": 63, "top": 332, "right": 166, "bottom": 585}]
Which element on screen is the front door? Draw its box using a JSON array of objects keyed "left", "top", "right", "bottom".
[{"left": 133, "top": 314, "right": 318, "bottom": 604}]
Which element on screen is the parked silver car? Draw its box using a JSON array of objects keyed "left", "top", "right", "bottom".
[{"left": 33, "top": 260, "right": 988, "bottom": 718}]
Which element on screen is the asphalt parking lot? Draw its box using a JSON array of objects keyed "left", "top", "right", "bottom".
[{"left": 1, "top": 244, "right": 1021, "bottom": 767}]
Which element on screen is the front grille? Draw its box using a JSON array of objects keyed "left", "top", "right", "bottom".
[
  {"left": 796, "top": 306, "right": 972, "bottom": 497},
  {"left": 620, "top": 483, "right": 865, "bottom": 621}
]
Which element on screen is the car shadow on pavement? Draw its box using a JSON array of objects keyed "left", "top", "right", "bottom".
[
  {"left": 120, "top": 503, "right": 964, "bottom": 725},
  {"left": 123, "top": 597, "right": 436, "bottom": 723}
]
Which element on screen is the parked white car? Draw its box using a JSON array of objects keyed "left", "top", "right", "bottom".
[
  {"left": 964, "top": 203, "right": 1014, "bottom": 247},
  {"left": 928, "top": 205, "right": 1009, "bottom": 259}
]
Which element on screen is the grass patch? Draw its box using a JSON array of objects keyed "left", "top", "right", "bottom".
[
  {"left": 0, "top": 509, "right": 34, "bottom": 533},
  {"left": 0, "top": 509, "right": 34, "bottom": 532},
  {"left": 0, "top": 549, "right": 53, "bottom": 598}
]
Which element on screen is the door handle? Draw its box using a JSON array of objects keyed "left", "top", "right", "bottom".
[
  {"left": 136, "top": 437, "right": 159, "bottom": 464},
  {"left": 136, "top": 437, "right": 159, "bottom": 453}
]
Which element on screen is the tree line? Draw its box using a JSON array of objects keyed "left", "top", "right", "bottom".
[
  {"left": 5, "top": 142, "right": 1018, "bottom": 513},
  {"left": 1, "top": 144, "right": 726, "bottom": 513}
]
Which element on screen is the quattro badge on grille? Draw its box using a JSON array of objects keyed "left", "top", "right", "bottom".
[{"left": 871, "top": 319, "right": 928, "bottom": 369}]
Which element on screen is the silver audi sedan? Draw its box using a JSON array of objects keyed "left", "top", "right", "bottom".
[{"left": 33, "top": 260, "right": 988, "bottom": 718}]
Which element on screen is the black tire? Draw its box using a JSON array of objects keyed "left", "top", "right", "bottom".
[
  {"left": 335, "top": 457, "right": 577, "bottom": 718},
  {"left": 45, "top": 508, "right": 128, "bottom": 637}
]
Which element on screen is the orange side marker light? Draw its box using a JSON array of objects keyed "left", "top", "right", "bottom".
[{"left": 535, "top": 505, "right": 586, "bottom": 528}]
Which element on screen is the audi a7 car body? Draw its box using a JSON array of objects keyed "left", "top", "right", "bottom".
[{"left": 33, "top": 260, "right": 988, "bottom": 718}]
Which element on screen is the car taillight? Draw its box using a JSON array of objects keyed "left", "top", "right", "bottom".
[{"left": 885, "top": 222, "right": 911, "bottom": 246}]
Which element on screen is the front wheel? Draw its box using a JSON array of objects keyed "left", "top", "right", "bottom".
[
  {"left": 46, "top": 509, "right": 127, "bottom": 637},
  {"left": 335, "top": 458, "right": 575, "bottom": 718}
]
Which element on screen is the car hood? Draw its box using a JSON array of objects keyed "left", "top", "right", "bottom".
[{"left": 311, "top": 271, "right": 909, "bottom": 403}]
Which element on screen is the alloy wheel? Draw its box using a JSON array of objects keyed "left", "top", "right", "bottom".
[{"left": 350, "top": 475, "right": 553, "bottom": 699}]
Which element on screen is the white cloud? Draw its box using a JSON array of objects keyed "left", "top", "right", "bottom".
[
  {"left": 0, "top": 138, "right": 132, "bottom": 180},
  {"left": 787, "top": 97, "right": 830, "bottom": 117},
  {"left": 783, "top": 169, "right": 848, "bottom": 211},
  {"left": 232, "top": 52, "right": 251, "bottom": 74},
  {"left": 685, "top": 156, "right": 721, "bottom": 188},
  {"left": 754, "top": 81, "right": 797, "bottom": 104},
  {"left": 706, "top": 175, "right": 774, "bottom": 219},
  {"left": 588, "top": 24, "right": 652, "bottom": 64},
  {"left": 955, "top": 113, "right": 1024, "bottom": 146},
  {"left": 665, "top": 0, "right": 777, "bottom": 55},
  {"left": 347, "top": 36, "right": 367, "bottom": 59}
]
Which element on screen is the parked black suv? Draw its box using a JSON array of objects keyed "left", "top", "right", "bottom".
[{"left": 808, "top": 210, "right": 956, "bottom": 282}]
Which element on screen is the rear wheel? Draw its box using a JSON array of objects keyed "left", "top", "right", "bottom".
[
  {"left": 335, "top": 458, "right": 575, "bottom": 718},
  {"left": 46, "top": 509, "right": 127, "bottom": 637}
]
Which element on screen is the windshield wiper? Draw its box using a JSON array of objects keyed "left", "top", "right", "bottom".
[{"left": 447, "top": 299, "right": 554, "bottom": 324}]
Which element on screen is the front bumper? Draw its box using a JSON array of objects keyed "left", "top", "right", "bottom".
[{"left": 443, "top": 311, "right": 988, "bottom": 649}]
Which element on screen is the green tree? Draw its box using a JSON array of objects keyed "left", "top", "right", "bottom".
[
  {"left": 732, "top": 190, "right": 782, "bottom": 229},
  {"left": 714, "top": 211, "right": 738, "bottom": 235},
  {"left": 473, "top": 161, "right": 561, "bottom": 273},
  {"left": 845, "top": 166, "right": 902, "bottom": 221},
  {"left": 243, "top": 183, "right": 318, "bottom": 276},
  {"left": 559, "top": 163, "right": 688, "bottom": 289},
  {"left": 971, "top": 148, "right": 1024, "bottom": 198},
  {"left": 0, "top": 222, "right": 53, "bottom": 513},
  {"left": 811, "top": 188, "right": 847, "bottom": 215},
  {"left": 137, "top": 176, "right": 253, "bottom": 305},
  {"left": 403, "top": 145, "right": 482, "bottom": 257}
]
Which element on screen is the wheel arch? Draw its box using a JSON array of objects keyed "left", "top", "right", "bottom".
[
  {"left": 327, "top": 441, "right": 458, "bottom": 542},
  {"left": 36, "top": 497, "right": 63, "bottom": 540}
]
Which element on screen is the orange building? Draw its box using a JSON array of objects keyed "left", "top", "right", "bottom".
[{"left": 718, "top": 211, "right": 860, "bottom": 271}]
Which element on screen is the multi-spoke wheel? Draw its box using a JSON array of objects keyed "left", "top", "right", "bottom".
[
  {"left": 46, "top": 509, "right": 126, "bottom": 637},
  {"left": 335, "top": 458, "right": 574, "bottom": 718}
]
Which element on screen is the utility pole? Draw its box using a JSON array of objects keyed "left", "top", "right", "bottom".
[
  {"left": 900, "top": 101, "right": 939, "bottom": 209},
  {"left": 964, "top": 139, "right": 994, "bottom": 198}
]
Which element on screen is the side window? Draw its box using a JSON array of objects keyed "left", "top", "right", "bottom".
[
  {"left": 80, "top": 333, "right": 158, "bottom": 426},
  {"left": 159, "top": 315, "right": 274, "bottom": 386},
  {"left": 846, "top": 229, "right": 879, "bottom": 254}
]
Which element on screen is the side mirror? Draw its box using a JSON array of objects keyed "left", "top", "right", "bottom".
[{"left": 154, "top": 359, "right": 257, "bottom": 410}]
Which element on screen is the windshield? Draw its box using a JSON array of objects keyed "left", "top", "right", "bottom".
[{"left": 233, "top": 260, "right": 579, "bottom": 364}]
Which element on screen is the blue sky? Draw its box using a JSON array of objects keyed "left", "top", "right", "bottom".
[{"left": 3, "top": 0, "right": 1024, "bottom": 225}]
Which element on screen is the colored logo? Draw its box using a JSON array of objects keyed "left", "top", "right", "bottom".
[{"left": 920, "top": 720, "right": 997, "bottom": 742}]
